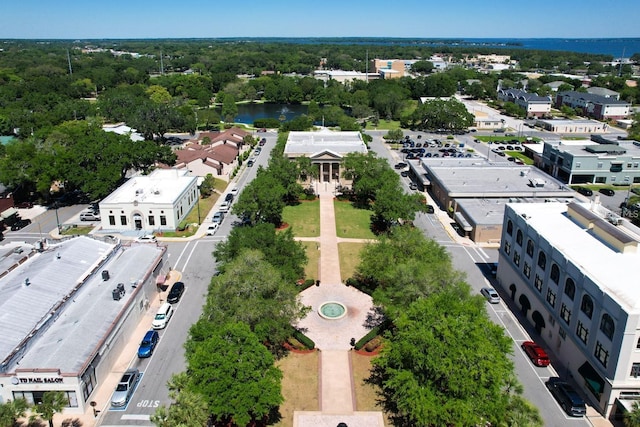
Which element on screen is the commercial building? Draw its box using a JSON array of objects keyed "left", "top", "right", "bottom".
[
  {"left": 555, "top": 91, "right": 631, "bottom": 121},
  {"left": 535, "top": 119, "right": 607, "bottom": 134},
  {"left": 0, "top": 237, "right": 166, "bottom": 414},
  {"left": 99, "top": 169, "right": 198, "bottom": 233},
  {"left": 419, "top": 158, "right": 572, "bottom": 243},
  {"left": 496, "top": 200, "right": 640, "bottom": 418},
  {"left": 497, "top": 88, "right": 552, "bottom": 118},
  {"left": 539, "top": 136, "right": 640, "bottom": 184},
  {"left": 283, "top": 129, "right": 368, "bottom": 188}
]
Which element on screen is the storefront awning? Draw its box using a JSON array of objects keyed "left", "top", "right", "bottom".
[
  {"left": 1, "top": 207, "right": 17, "bottom": 219},
  {"left": 578, "top": 361, "right": 605, "bottom": 395},
  {"left": 454, "top": 212, "right": 473, "bottom": 232}
]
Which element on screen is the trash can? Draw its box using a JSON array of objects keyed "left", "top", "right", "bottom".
[{"left": 102, "top": 270, "right": 110, "bottom": 281}]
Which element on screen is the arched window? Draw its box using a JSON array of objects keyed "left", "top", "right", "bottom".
[
  {"left": 537, "top": 252, "right": 546, "bottom": 270},
  {"left": 506, "top": 220, "right": 513, "bottom": 236},
  {"left": 550, "top": 263, "right": 560, "bottom": 284},
  {"left": 526, "top": 239, "right": 534, "bottom": 257},
  {"left": 600, "top": 314, "right": 615, "bottom": 340},
  {"left": 516, "top": 230, "right": 523, "bottom": 246},
  {"left": 564, "top": 278, "right": 575, "bottom": 300},
  {"left": 581, "top": 295, "right": 594, "bottom": 319}
]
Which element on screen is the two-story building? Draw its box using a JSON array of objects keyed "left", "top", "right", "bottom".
[
  {"left": 555, "top": 91, "right": 631, "bottom": 121},
  {"left": 539, "top": 136, "right": 640, "bottom": 184},
  {"left": 496, "top": 201, "right": 640, "bottom": 418},
  {"left": 497, "top": 88, "right": 552, "bottom": 118}
]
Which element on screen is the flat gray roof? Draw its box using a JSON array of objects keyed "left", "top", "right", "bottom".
[
  {"left": 0, "top": 237, "right": 165, "bottom": 374},
  {"left": 284, "top": 129, "right": 368, "bottom": 157},
  {"left": 101, "top": 169, "right": 196, "bottom": 205},
  {"left": 509, "top": 202, "right": 640, "bottom": 312},
  {"left": 422, "top": 158, "right": 572, "bottom": 197},
  {"left": 546, "top": 140, "right": 640, "bottom": 158}
]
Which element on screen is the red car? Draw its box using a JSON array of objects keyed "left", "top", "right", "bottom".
[{"left": 521, "top": 341, "right": 550, "bottom": 367}]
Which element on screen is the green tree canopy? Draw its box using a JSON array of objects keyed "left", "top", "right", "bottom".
[
  {"left": 31, "top": 391, "right": 67, "bottom": 427},
  {"left": 405, "top": 98, "right": 474, "bottom": 131}
]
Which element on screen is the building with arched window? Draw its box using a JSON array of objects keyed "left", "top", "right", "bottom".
[{"left": 496, "top": 200, "right": 640, "bottom": 418}]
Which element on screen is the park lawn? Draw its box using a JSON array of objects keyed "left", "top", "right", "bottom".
[
  {"left": 301, "top": 241, "right": 320, "bottom": 282},
  {"left": 60, "top": 225, "right": 94, "bottom": 236},
  {"left": 159, "top": 193, "right": 219, "bottom": 237},
  {"left": 334, "top": 201, "right": 376, "bottom": 239},
  {"left": 338, "top": 242, "right": 366, "bottom": 283},
  {"left": 351, "top": 353, "right": 391, "bottom": 423},
  {"left": 364, "top": 119, "right": 401, "bottom": 131},
  {"left": 274, "top": 352, "right": 319, "bottom": 427},
  {"left": 282, "top": 200, "right": 320, "bottom": 237}
]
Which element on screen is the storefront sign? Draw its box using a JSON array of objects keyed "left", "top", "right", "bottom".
[{"left": 11, "top": 377, "right": 63, "bottom": 384}]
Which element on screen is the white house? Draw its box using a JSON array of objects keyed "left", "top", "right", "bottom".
[{"left": 99, "top": 169, "right": 198, "bottom": 232}]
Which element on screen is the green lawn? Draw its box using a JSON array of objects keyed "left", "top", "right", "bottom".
[
  {"left": 338, "top": 242, "right": 366, "bottom": 283},
  {"left": 301, "top": 241, "right": 320, "bottom": 281},
  {"left": 282, "top": 200, "right": 320, "bottom": 237},
  {"left": 334, "top": 201, "right": 375, "bottom": 239},
  {"left": 364, "top": 119, "right": 401, "bottom": 130},
  {"left": 505, "top": 151, "right": 534, "bottom": 165}
]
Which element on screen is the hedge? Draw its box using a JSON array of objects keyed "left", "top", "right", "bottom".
[
  {"left": 292, "top": 329, "right": 315, "bottom": 349},
  {"left": 354, "top": 325, "right": 383, "bottom": 350}
]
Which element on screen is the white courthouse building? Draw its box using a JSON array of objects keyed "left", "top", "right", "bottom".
[
  {"left": 0, "top": 237, "right": 166, "bottom": 414},
  {"left": 496, "top": 200, "right": 640, "bottom": 418},
  {"left": 99, "top": 169, "right": 198, "bottom": 232}
]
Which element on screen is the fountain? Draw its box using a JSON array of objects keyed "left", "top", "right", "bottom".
[{"left": 318, "top": 301, "right": 347, "bottom": 320}]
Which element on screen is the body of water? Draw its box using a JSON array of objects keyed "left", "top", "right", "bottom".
[{"left": 233, "top": 103, "right": 307, "bottom": 124}]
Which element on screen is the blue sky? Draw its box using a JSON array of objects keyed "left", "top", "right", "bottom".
[{"left": 2, "top": 0, "right": 639, "bottom": 39}]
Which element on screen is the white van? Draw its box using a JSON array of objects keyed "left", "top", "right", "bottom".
[
  {"left": 80, "top": 212, "right": 100, "bottom": 221},
  {"left": 152, "top": 302, "right": 173, "bottom": 329}
]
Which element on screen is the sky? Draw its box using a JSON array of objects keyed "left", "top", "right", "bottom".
[{"left": 2, "top": 0, "right": 639, "bottom": 40}]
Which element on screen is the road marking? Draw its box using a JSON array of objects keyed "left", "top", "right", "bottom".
[
  {"left": 121, "top": 415, "right": 151, "bottom": 420},
  {"left": 178, "top": 240, "right": 201, "bottom": 272}
]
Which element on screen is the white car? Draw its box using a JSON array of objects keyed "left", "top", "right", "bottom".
[
  {"left": 481, "top": 287, "right": 500, "bottom": 304},
  {"left": 219, "top": 201, "right": 230, "bottom": 212},
  {"left": 136, "top": 234, "right": 157, "bottom": 243},
  {"left": 206, "top": 223, "right": 219, "bottom": 235},
  {"left": 230, "top": 187, "right": 239, "bottom": 196}
]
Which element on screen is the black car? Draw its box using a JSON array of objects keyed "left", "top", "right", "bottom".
[
  {"left": 225, "top": 193, "right": 234, "bottom": 202},
  {"left": 10, "top": 218, "right": 31, "bottom": 231},
  {"left": 394, "top": 162, "right": 408, "bottom": 169},
  {"left": 545, "top": 377, "right": 586, "bottom": 417},
  {"left": 599, "top": 188, "right": 615, "bottom": 196},
  {"left": 167, "top": 281, "right": 185, "bottom": 303},
  {"left": 576, "top": 187, "right": 593, "bottom": 197}
]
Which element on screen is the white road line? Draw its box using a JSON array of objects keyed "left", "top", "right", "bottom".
[
  {"left": 121, "top": 414, "right": 151, "bottom": 420},
  {"left": 178, "top": 240, "right": 200, "bottom": 272},
  {"left": 170, "top": 241, "right": 192, "bottom": 272}
]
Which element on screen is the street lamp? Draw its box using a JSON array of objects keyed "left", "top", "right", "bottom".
[{"left": 54, "top": 202, "right": 61, "bottom": 233}]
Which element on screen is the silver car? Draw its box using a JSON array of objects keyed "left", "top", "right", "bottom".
[
  {"left": 481, "top": 287, "right": 500, "bottom": 304},
  {"left": 111, "top": 368, "right": 140, "bottom": 407}
]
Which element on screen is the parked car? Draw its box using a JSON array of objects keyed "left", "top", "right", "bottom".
[
  {"left": 219, "top": 201, "right": 230, "bottom": 212},
  {"left": 426, "top": 205, "right": 435, "bottom": 214},
  {"left": 599, "top": 188, "right": 615, "bottom": 196},
  {"left": 259, "top": 138, "right": 266, "bottom": 146},
  {"left": 206, "top": 223, "right": 219, "bottom": 235},
  {"left": 394, "top": 162, "right": 408, "bottom": 169},
  {"left": 136, "top": 234, "right": 157, "bottom": 243},
  {"left": 225, "top": 193, "right": 234, "bottom": 202},
  {"left": 521, "top": 341, "right": 551, "bottom": 367},
  {"left": 152, "top": 302, "right": 173, "bottom": 329},
  {"left": 230, "top": 187, "right": 239, "bottom": 196},
  {"left": 480, "top": 287, "right": 500, "bottom": 304},
  {"left": 167, "top": 281, "right": 185, "bottom": 304},
  {"left": 80, "top": 211, "right": 100, "bottom": 221},
  {"left": 212, "top": 211, "right": 225, "bottom": 224},
  {"left": 247, "top": 159, "right": 255, "bottom": 167},
  {"left": 400, "top": 171, "right": 409, "bottom": 177},
  {"left": 545, "top": 377, "right": 586, "bottom": 417},
  {"left": 111, "top": 368, "right": 140, "bottom": 407},
  {"left": 409, "top": 183, "right": 418, "bottom": 190},
  {"left": 576, "top": 187, "right": 593, "bottom": 197},
  {"left": 10, "top": 218, "right": 31, "bottom": 231},
  {"left": 137, "top": 330, "right": 159, "bottom": 358}
]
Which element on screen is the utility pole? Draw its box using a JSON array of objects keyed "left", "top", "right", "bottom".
[{"left": 67, "top": 49, "right": 73, "bottom": 75}]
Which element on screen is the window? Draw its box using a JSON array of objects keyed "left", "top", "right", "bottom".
[
  {"left": 595, "top": 341, "right": 609, "bottom": 367},
  {"left": 506, "top": 220, "right": 513, "bottom": 236},
  {"left": 596, "top": 176, "right": 606, "bottom": 183},
  {"left": 537, "top": 252, "right": 546, "bottom": 270},
  {"left": 516, "top": 229, "right": 523, "bottom": 246},
  {"left": 534, "top": 274, "right": 543, "bottom": 292},
  {"left": 577, "top": 321, "right": 589, "bottom": 344},
  {"left": 526, "top": 239, "right": 534, "bottom": 257},
  {"left": 160, "top": 215, "right": 167, "bottom": 226},
  {"left": 561, "top": 303, "right": 571, "bottom": 324},
  {"left": 576, "top": 162, "right": 581, "bottom": 168},
  {"left": 597, "top": 162, "right": 603, "bottom": 169},
  {"left": 109, "top": 215, "right": 116, "bottom": 226},
  {"left": 504, "top": 241, "right": 511, "bottom": 256},
  {"left": 546, "top": 288, "right": 556, "bottom": 308},
  {"left": 523, "top": 262, "right": 531, "bottom": 278},
  {"left": 564, "top": 278, "right": 575, "bottom": 300},
  {"left": 120, "top": 215, "right": 127, "bottom": 226},
  {"left": 581, "top": 295, "right": 594, "bottom": 319},
  {"left": 631, "top": 363, "right": 640, "bottom": 378},
  {"left": 600, "top": 313, "right": 615, "bottom": 340},
  {"left": 513, "top": 251, "right": 520, "bottom": 267},
  {"left": 610, "top": 164, "right": 623, "bottom": 172},
  {"left": 550, "top": 263, "right": 560, "bottom": 284},
  {"left": 634, "top": 162, "right": 639, "bottom": 168},
  {"left": 628, "top": 163, "right": 633, "bottom": 168},
  {"left": 148, "top": 216, "right": 155, "bottom": 226}
]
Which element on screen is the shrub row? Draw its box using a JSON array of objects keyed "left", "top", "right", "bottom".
[
  {"left": 292, "top": 329, "right": 315, "bottom": 349},
  {"left": 354, "top": 324, "right": 384, "bottom": 350}
]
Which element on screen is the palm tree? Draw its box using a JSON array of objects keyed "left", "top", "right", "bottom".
[
  {"left": 32, "top": 391, "right": 67, "bottom": 427},
  {"left": 0, "top": 398, "right": 28, "bottom": 427},
  {"left": 625, "top": 400, "right": 640, "bottom": 427}
]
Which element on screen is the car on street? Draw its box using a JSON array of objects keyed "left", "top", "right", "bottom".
[
  {"left": 575, "top": 187, "right": 593, "bottom": 197},
  {"left": 219, "top": 201, "right": 230, "bottom": 212},
  {"left": 206, "top": 223, "right": 219, "bottom": 235},
  {"left": 167, "top": 281, "right": 185, "bottom": 303},
  {"left": 247, "top": 158, "right": 255, "bottom": 167},
  {"left": 136, "top": 234, "right": 157, "bottom": 243},
  {"left": 480, "top": 287, "right": 500, "bottom": 304},
  {"left": 521, "top": 341, "right": 551, "bottom": 367},
  {"left": 224, "top": 193, "right": 234, "bottom": 202},
  {"left": 599, "top": 188, "right": 615, "bottom": 196},
  {"left": 400, "top": 170, "right": 409, "bottom": 177},
  {"left": 10, "top": 218, "right": 31, "bottom": 231},
  {"left": 545, "top": 377, "right": 586, "bottom": 417},
  {"left": 212, "top": 211, "right": 225, "bottom": 224},
  {"left": 230, "top": 187, "right": 239, "bottom": 196},
  {"left": 137, "top": 330, "right": 159, "bottom": 358},
  {"left": 394, "top": 162, "right": 408, "bottom": 169},
  {"left": 111, "top": 368, "right": 140, "bottom": 407},
  {"left": 409, "top": 183, "right": 418, "bottom": 190},
  {"left": 426, "top": 205, "right": 435, "bottom": 214},
  {"left": 152, "top": 302, "right": 173, "bottom": 329}
]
